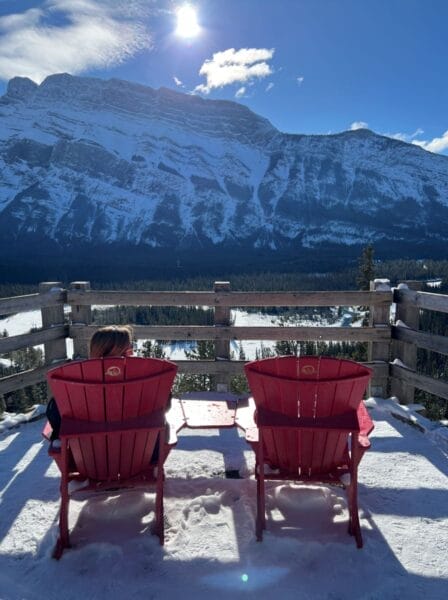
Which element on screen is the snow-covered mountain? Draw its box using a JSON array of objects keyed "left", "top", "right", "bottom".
[{"left": 0, "top": 73, "right": 447, "bottom": 276}]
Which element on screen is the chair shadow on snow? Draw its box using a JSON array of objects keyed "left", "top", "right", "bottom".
[
  {"left": 0, "top": 427, "right": 59, "bottom": 546},
  {"left": 169, "top": 425, "right": 250, "bottom": 476},
  {"left": 368, "top": 409, "right": 448, "bottom": 478}
]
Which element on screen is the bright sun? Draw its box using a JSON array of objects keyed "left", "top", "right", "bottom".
[{"left": 175, "top": 5, "right": 200, "bottom": 38}]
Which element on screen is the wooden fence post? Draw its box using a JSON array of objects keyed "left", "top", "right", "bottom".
[
  {"left": 70, "top": 281, "right": 92, "bottom": 359},
  {"left": 39, "top": 282, "right": 67, "bottom": 401},
  {"left": 391, "top": 280, "right": 422, "bottom": 404},
  {"left": 39, "top": 282, "right": 67, "bottom": 366},
  {"left": 214, "top": 281, "right": 231, "bottom": 392},
  {"left": 368, "top": 279, "right": 392, "bottom": 398}
]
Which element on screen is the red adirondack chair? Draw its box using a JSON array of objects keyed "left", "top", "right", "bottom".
[
  {"left": 46, "top": 356, "right": 178, "bottom": 559},
  {"left": 242, "top": 355, "right": 374, "bottom": 548}
]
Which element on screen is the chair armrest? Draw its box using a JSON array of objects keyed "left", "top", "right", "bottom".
[
  {"left": 60, "top": 410, "right": 166, "bottom": 438},
  {"left": 356, "top": 401, "right": 374, "bottom": 450},
  {"left": 257, "top": 407, "right": 360, "bottom": 432},
  {"left": 42, "top": 420, "right": 53, "bottom": 442},
  {"left": 165, "top": 398, "right": 186, "bottom": 445},
  {"left": 235, "top": 398, "right": 371, "bottom": 445},
  {"left": 235, "top": 396, "right": 259, "bottom": 442},
  {"left": 357, "top": 401, "right": 374, "bottom": 437}
]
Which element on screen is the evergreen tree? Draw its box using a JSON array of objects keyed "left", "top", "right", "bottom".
[
  {"left": 1, "top": 348, "right": 45, "bottom": 411},
  {"left": 140, "top": 340, "right": 166, "bottom": 359},
  {"left": 174, "top": 341, "right": 216, "bottom": 394},
  {"left": 356, "top": 244, "right": 375, "bottom": 291},
  {"left": 10, "top": 388, "right": 29, "bottom": 412},
  {"left": 229, "top": 374, "right": 249, "bottom": 395},
  {"left": 275, "top": 339, "right": 300, "bottom": 356},
  {"left": 255, "top": 343, "right": 275, "bottom": 360},
  {"left": 10, "top": 347, "right": 44, "bottom": 370},
  {"left": 0, "top": 393, "right": 6, "bottom": 415},
  {"left": 227, "top": 343, "right": 249, "bottom": 396}
]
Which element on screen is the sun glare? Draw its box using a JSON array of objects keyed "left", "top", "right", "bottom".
[{"left": 176, "top": 5, "right": 200, "bottom": 38}]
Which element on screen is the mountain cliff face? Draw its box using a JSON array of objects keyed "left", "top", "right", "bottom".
[{"left": 0, "top": 73, "right": 447, "bottom": 276}]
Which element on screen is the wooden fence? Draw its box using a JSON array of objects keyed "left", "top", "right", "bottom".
[{"left": 1, "top": 279, "right": 447, "bottom": 408}]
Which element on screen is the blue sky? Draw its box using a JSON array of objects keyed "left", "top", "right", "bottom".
[{"left": 0, "top": 0, "right": 447, "bottom": 154}]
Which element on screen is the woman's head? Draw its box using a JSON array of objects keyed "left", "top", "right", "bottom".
[{"left": 89, "top": 325, "right": 134, "bottom": 358}]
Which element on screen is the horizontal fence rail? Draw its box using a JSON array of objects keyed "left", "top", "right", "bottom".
[
  {"left": 0, "top": 363, "right": 70, "bottom": 395},
  {"left": 392, "top": 324, "right": 448, "bottom": 356},
  {"left": 174, "top": 360, "right": 388, "bottom": 378},
  {"left": 0, "top": 325, "right": 68, "bottom": 354},
  {"left": 390, "top": 363, "right": 448, "bottom": 402},
  {"left": 70, "top": 324, "right": 391, "bottom": 343},
  {"left": 0, "top": 289, "right": 66, "bottom": 317},
  {"left": 68, "top": 289, "right": 392, "bottom": 308},
  {"left": 394, "top": 288, "right": 448, "bottom": 314}
]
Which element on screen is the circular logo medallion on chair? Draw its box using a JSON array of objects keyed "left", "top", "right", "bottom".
[{"left": 105, "top": 366, "right": 122, "bottom": 377}]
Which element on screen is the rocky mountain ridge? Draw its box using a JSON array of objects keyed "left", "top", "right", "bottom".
[{"left": 0, "top": 73, "right": 447, "bottom": 277}]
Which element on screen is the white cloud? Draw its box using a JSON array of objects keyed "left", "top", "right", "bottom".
[
  {"left": 296, "top": 76, "right": 304, "bottom": 85},
  {"left": 367, "top": 124, "right": 448, "bottom": 155},
  {"left": 173, "top": 76, "right": 183, "bottom": 87},
  {"left": 265, "top": 82, "right": 274, "bottom": 92},
  {"left": 350, "top": 121, "right": 369, "bottom": 130},
  {"left": 386, "top": 128, "right": 424, "bottom": 142},
  {"left": 348, "top": 121, "right": 448, "bottom": 155},
  {"left": 388, "top": 132, "right": 409, "bottom": 142},
  {"left": 412, "top": 127, "right": 424, "bottom": 139},
  {"left": 381, "top": 127, "right": 448, "bottom": 153},
  {"left": 412, "top": 130, "right": 448, "bottom": 154},
  {"left": 235, "top": 86, "right": 246, "bottom": 98},
  {"left": 194, "top": 47, "right": 274, "bottom": 94},
  {"left": 0, "top": 1, "right": 151, "bottom": 83}
]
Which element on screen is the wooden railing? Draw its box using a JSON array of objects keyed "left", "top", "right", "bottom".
[
  {"left": 1, "top": 279, "right": 447, "bottom": 409},
  {"left": 391, "top": 281, "right": 448, "bottom": 404}
]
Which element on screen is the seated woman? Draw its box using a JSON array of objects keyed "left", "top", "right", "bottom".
[{"left": 46, "top": 325, "right": 134, "bottom": 440}]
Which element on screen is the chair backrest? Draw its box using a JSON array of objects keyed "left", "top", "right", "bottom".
[
  {"left": 244, "top": 356, "right": 371, "bottom": 476},
  {"left": 47, "top": 357, "right": 177, "bottom": 481},
  {"left": 245, "top": 356, "right": 371, "bottom": 418}
]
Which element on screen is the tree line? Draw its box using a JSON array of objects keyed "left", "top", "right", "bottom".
[{"left": 1, "top": 256, "right": 448, "bottom": 298}]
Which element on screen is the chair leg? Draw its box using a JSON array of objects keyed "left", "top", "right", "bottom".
[
  {"left": 347, "top": 484, "right": 363, "bottom": 547},
  {"left": 256, "top": 438, "right": 265, "bottom": 541},
  {"left": 256, "top": 475, "right": 264, "bottom": 541},
  {"left": 348, "top": 436, "right": 363, "bottom": 549},
  {"left": 155, "top": 430, "right": 165, "bottom": 545},
  {"left": 53, "top": 442, "right": 71, "bottom": 559}
]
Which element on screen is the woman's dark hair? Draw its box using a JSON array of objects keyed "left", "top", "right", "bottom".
[{"left": 89, "top": 325, "right": 134, "bottom": 358}]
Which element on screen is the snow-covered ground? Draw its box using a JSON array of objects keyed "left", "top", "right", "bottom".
[{"left": 0, "top": 401, "right": 447, "bottom": 599}]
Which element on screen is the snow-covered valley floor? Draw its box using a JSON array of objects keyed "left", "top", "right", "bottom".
[{"left": 0, "top": 402, "right": 447, "bottom": 600}]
